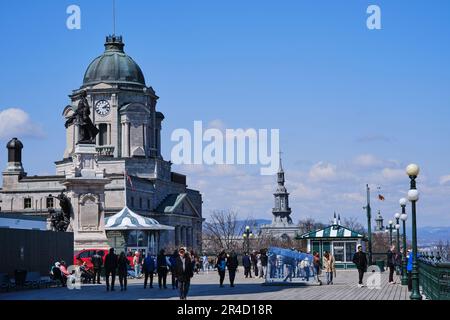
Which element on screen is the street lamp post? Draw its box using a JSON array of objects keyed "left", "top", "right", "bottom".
[
  {"left": 394, "top": 213, "right": 401, "bottom": 257},
  {"left": 243, "top": 226, "right": 253, "bottom": 254},
  {"left": 394, "top": 213, "right": 401, "bottom": 276},
  {"left": 406, "top": 163, "right": 422, "bottom": 300},
  {"left": 364, "top": 184, "right": 373, "bottom": 265},
  {"left": 399, "top": 197, "right": 408, "bottom": 286}
]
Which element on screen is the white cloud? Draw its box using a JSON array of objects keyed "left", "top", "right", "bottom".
[
  {"left": 439, "top": 175, "right": 450, "bottom": 185},
  {"left": 309, "top": 162, "right": 337, "bottom": 182},
  {"left": 339, "top": 192, "right": 365, "bottom": 203},
  {"left": 353, "top": 154, "right": 383, "bottom": 168},
  {"left": 0, "top": 108, "right": 45, "bottom": 140},
  {"left": 290, "top": 183, "right": 322, "bottom": 200},
  {"left": 381, "top": 168, "right": 405, "bottom": 182}
]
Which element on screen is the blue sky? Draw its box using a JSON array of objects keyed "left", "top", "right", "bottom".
[{"left": 1, "top": 1, "right": 450, "bottom": 228}]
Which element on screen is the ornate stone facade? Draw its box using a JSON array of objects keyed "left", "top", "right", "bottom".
[{"left": 0, "top": 35, "right": 203, "bottom": 252}]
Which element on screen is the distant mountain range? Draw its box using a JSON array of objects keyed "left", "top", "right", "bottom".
[
  {"left": 413, "top": 226, "right": 450, "bottom": 246},
  {"left": 234, "top": 220, "right": 449, "bottom": 246}
]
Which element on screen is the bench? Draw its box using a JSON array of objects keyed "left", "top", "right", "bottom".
[
  {"left": 0, "top": 273, "right": 16, "bottom": 292},
  {"left": 25, "top": 272, "right": 43, "bottom": 289}
]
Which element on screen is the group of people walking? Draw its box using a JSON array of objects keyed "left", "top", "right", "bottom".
[
  {"left": 242, "top": 250, "right": 268, "bottom": 279},
  {"left": 102, "top": 247, "right": 195, "bottom": 299}
]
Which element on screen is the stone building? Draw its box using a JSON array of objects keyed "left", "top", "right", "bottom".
[{"left": 0, "top": 35, "right": 203, "bottom": 252}]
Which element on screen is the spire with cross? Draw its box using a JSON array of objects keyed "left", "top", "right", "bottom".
[
  {"left": 277, "top": 151, "right": 285, "bottom": 185},
  {"left": 273, "top": 150, "right": 292, "bottom": 224}
]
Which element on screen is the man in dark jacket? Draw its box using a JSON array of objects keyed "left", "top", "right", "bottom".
[
  {"left": 91, "top": 251, "right": 103, "bottom": 284},
  {"left": 143, "top": 253, "right": 156, "bottom": 289},
  {"left": 175, "top": 247, "right": 194, "bottom": 300},
  {"left": 104, "top": 248, "right": 118, "bottom": 291},
  {"left": 260, "top": 251, "right": 268, "bottom": 278},
  {"left": 157, "top": 249, "right": 168, "bottom": 289},
  {"left": 242, "top": 253, "right": 252, "bottom": 278},
  {"left": 227, "top": 250, "right": 239, "bottom": 287},
  {"left": 352, "top": 245, "right": 368, "bottom": 287},
  {"left": 251, "top": 251, "right": 258, "bottom": 277},
  {"left": 387, "top": 245, "right": 396, "bottom": 284}
]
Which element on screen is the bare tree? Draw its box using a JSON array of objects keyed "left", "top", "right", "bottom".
[
  {"left": 341, "top": 217, "right": 366, "bottom": 235},
  {"left": 297, "top": 217, "right": 326, "bottom": 235},
  {"left": 202, "top": 210, "right": 255, "bottom": 254}
]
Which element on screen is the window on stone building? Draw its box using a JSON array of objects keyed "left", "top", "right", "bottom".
[
  {"left": 139, "top": 197, "right": 142, "bottom": 209},
  {"left": 24, "top": 198, "right": 32, "bottom": 209},
  {"left": 46, "top": 197, "right": 54, "bottom": 208},
  {"left": 98, "top": 124, "right": 108, "bottom": 146},
  {"left": 147, "top": 199, "right": 150, "bottom": 209},
  {"left": 130, "top": 197, "right": 134, "bottom": 208}
]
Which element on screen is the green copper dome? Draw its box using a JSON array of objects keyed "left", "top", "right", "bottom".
[{"left": 82, "top": 35, "right": 146, "bottom": 87}]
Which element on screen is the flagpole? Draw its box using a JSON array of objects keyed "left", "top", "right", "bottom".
[{"left": 366, "top": 184, "right": 373, "bottom": 265}]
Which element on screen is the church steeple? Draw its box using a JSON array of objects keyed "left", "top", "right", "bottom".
[
  {"left": 277, "top": 152, "right": 285, "bottom": 186},
  {"left": 272, "top": 153, "right": 292, "bottom": 225},
  {"left": 375, "top": 210, "right": 385, "bottom": 231}
]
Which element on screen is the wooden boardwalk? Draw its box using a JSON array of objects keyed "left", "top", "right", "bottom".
[{"left": 0, "top": 268, "right": 410, "bottom": 300}]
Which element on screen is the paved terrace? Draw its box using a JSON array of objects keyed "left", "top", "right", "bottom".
[{"left": 0, "top": 268, "right": 410, "bottom": 300}]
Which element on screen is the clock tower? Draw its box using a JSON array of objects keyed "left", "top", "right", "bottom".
[{"left": 62, "top": 35, "right": 163, "bottom": 160}]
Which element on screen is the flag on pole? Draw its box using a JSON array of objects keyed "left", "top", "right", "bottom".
[{"left": 377, "top": 186, "right": 385, "bottom": 201}]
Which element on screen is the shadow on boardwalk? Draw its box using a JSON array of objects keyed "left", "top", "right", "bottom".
[{"left": 0, "top": 269, "right": 409, "bottom": 300}]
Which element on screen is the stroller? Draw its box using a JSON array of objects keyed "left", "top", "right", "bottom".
[
  {"left": 127, "top": 264, "right": 136, "bottom": 279},
  {"left": 79, "top": 265, "right": 94, "bottom": 284}
]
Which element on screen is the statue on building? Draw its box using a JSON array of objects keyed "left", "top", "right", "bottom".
[{"left": 65, "top": 91, "right": 99, "bottom": 144}]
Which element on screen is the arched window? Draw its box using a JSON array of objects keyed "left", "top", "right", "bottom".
[{"left": 98, "top": 123, "right": 108, "bottom": 146}]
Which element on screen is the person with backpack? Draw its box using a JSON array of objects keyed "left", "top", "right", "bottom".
[
  {"left": 157, "top": 249, "right": 169, "bottom": 289},
  {"left": 143, "top": 253, "right": 156, "bottom": 289},
  {"left": 352, "top": 244, "right": 368, "bottom": 288},
  {"left": 216, "top": 251, "right": 227, "bottom": 287},
  {"left": 117, "top": 252, "right": 130, "bottom": 291},
  {"left": 226, "top": 250, "right": 239, "bottom": 287},
  {"left": 91, "top": 250, "right": 103, "bottom": 284},
  {"left": 301, "top": 257, "right": 310, "bottom": 282},
  {"left": 104, "top": 248, "right": 118, "bottom": 291}
]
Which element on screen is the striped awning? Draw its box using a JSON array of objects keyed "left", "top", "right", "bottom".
[
  {"left": 105, "top": 207, "right": 174, "bottom": 231},
  {"left": 299, "top": 224, "right": 364, "bottom": 239}
]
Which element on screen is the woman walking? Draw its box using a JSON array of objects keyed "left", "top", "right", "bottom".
[
  {"left": 175, "top": 247, "right": 194, "bottom": 300},
  {"left": 133, "top": 252, "right": 141, "bottom": 279},
  {"left": 323, "top": 251, "right": 336, "bottom": 285},
  {"left": 117, "top": 252, "right": 130, "bottom": 291},
  {"left": 216, "top": 251, "right": 227, "bottom": 287}
]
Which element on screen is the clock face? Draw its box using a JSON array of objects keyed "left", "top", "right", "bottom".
[{"left": 95, "top": 100, "right": 111, "bottom": 116}]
